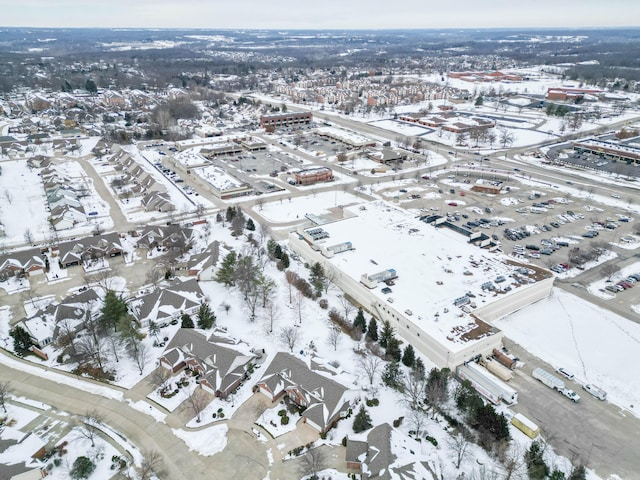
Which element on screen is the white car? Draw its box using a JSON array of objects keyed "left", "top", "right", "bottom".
[
  {"left": 611, "top": 194, "right": 621, "bottom": 199},
  {"left": 556, "top": 367, "right": 575, "bottom": 380},
  {"left": 583, "top": 384, "right": 607, "bottom": 401}
]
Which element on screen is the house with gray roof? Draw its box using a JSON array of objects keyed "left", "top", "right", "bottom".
[
  {"left": 160, "top": 328, "right": 255, "bottom": 398},
  {"left": 186, "top": 241, "right": 220, "bottom": 281},
  {"left": 346, "top": 423, "right": 434, "bottom": 479},
  {"left": 131, "top": 278, "right": 204, "bottom": 327},
  {"left": 256, "top": 352, "right": 356, "bottom": 433},
  {"left": 55, "top": 232, "right": 124, "bottom": 268},
  {"left": 136, "top": 224, "right": 193, "bottom": 252},
  {"left": 0, "top": 248, "right": 46, "bottom": 280}
]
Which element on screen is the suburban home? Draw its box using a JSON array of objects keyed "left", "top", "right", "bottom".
[
  {"left": 55, "top": 232, "right": 124, "bottom": 268},
  {"left": 160, "top": 329, "right": 255, "bottom": 398},
  {"left": 49, "top": 205, "right": 86, "bottom": 231},
  {"left": 18, "top": 288, "right": 102, "bottom": 349},
  {"left": 130, "top": 278, "right": 205, "bottom": 327},
  {"left": 136, "top": 224, "right": 193, "bottom": 253},
  {"left": 185, "top": 241, "right": 220, "bottom": 281},
  {"left": 256, "top": 352, "right": 356, "bottom": 433},
  {"left": 346, "top": 423, "right": 433, "bottom": 479},
  {"left": 141, "top": 191, "right": 176, "bottom": 212},
  {"left": 0, "top": 249, "right": 46, "bottom": 279}
]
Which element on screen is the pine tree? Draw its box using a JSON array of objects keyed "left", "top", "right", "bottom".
[
  {"left": 11, "top": 326, "right": 33, "bottom": 354},
  {"left": 366, "top": 317, "right": 378, "bottom": 341},
  {"left": 379, "top": 320, "right": 394, "bottom": 348},
  {"left": 309, "top": 262, "right": 326, "bottom": 297},
  {"left": 278, "top": 252, "right": 290, "bottom": 270},
  {"left": 353, "top": 308, "right": 367, "bottom": 333},
  {"left": 197, "top": 302, "right": 215, "bottom": 329},
  {"left": 526, "top": 442, "right": 549, "bottom": 480},
  {"left": 568, "top": 465, "right": 586, "bottom": 480},
  {"left": 101, "top": 290, "right": 129, "bottom": 332},
  {"left": 246, "top": 218, "right": 256, "bottom": 231},
  {"left": 402, "top": 344, "right": 415, "bottom": 367},
  {"left": 382, "top": 361, "right": 404, "bottom": 390},
  {"left": 352, "top": 405, "right": 373, "bottom": 433},
  {"left": 225, "top": 206, "right": 236, "bottom": 222},
  {"left": 181, "top": 314, "right": 194, "bottom": 328},
  {"left": 215, "top": 252, "right": 237, "bottom": 286},
  {"left": 386, "top": 337, "right": 402, "bottom": 362},
  {"left": 413, "top": 357, "right": 425, "bottom": 379},
  {"left": 85, "top": 79, "right": 97, "bottom": 94}
]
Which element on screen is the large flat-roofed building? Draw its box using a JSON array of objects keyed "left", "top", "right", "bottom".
[
  {"left": 260, "top": 112, "right": 313, "bottom": 128},
  {"left": 293, "top": 167, "right": 334, "bottom": 185},
  {"left": 573, "top": 138, "right": 640, "bottom": 164},
  {"left": 289, "top": 201, "right": 554, "bottom": 368}
]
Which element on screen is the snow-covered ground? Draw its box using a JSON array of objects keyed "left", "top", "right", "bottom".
[{"left": 495, "top": 288, "right": 640, "bottom": 415}]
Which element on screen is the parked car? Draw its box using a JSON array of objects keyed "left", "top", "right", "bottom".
[
  {"left": 583, "top": 384, "right": 607, "bottom": 400},
  {"left": 556, "top": 367, "right": 575, "bottom": 380}
]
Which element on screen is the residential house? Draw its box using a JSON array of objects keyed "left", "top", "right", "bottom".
[
  {"left": 0, "top": 248, "right": 46, "bottom": 280},
  {"left": 256, "top": 352, "right": 355, "bottom": 433},
  {"left": 55, "top": 233, "right": 124, "bottom": 268},
  {"left": 49, "top": 205, "right": 86, "bottom": 231},
  {"left": 130, "top": 278, "right": 205, "bottom": 327},
  {"left": 136, "top": 224, "right": 193, "bottom": 253},
  {"left": 346, "top": 423, "right": 433, "bottom": 479},
  {"left": 141, "top": 191, "right": 176, "bottom": 212},
  {"left": 160, "top": 329, "right": 255, "bottom": 398},
  {"left": 185, "top": 241, "right": 220, "bottom": 281}
]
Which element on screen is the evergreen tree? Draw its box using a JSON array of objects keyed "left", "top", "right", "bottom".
[
  {"left": 11, "top": 326, "right": 33, "bottom": 354},
  {"left": 366, "top": 317, "right": 378, "bottom": 341},
  {"left": 101, "top": 290, "right": 129, "bottom": 332},
  {"left": 352, "top": 405, "right": 373, "bottom": 433},
  {"left": 382, "top": 361, "right": 404, "bottom": 390},
  {"left": 413, "top": 357, "right": 425, "bottom": 379},
  {"left": 246, "top": 218, "right": 256, "bottom": 231},
  {"left": 85, "top": 79, "right": 97, "bottom": 94},
  {"left": 70, "top": 456, "right": 96, "bottom": 479},
  {"left": 475, "top": 95, "right": 484, "bottom": 106},
  {"left": 379, "top": 320, "right": 394, "bottom": 348},
  {"left": 550, "top": 471, "right": 566, "bottom": 480},
  {"left": 225, "top": 206, "right": 236, "bottom": 222},
  {"left": 181, "top": 313, "right": 194, "bottom": 328},
  {"left": 197, "top": 302, "right": 216, "bottom": 329},
  {"left": 353, "top": 308, "right": 367, "bottom": 333},
  {"left": 386, "top": 337, "right": 402, "bottom": 362},
  {"left": 309, "top": 262, "right": 326, "bottom": 297},
  {"left": 231, "top": 209, "right": 246, "bottom": 236},
  {"left": 402, "top": 344, "right": 416, "bottom": 367},
  {"left": 274, "top": 244, "right": 283, "bottom": 259},
  {"left": 278, "top": 252, "right": 290, "bottom": 270},
  {"left": 525, "top": 442, "right": 550, "bottom": 480},
  {"left": 215, "top": 252, "right": 237, "bottom": 286}
]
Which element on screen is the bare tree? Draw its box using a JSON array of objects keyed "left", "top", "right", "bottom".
[
  {"left": 0, "top": 381, "right": 13, "bottom": 413},
  {"left": 131, "top": 342, "right": 149, "bottom": 375},
  {"left": 74, "top": 410, "right": 104, "bottom": 447},
  {"left": 339, "top": 295, "right": 354, "bottom": 322},
  {"left": 23, "top": 228, "right": 34, "bottom": 245},
  {"left": 448, "top": 433, "right": 472, "bottom": 469},
  {"left": 292, "top": 289, "right": 305, "bottom": 324},
  {"left": 150, "top": 367, "right": 172, "bottom": 395},
  {"left": 358, "top": 356, "right": 383, "bottom": 386},
  {"left": 327, "top": 326, "right": 341, "bottom": 351},
  {"left": 601, "top": 263, "right": 619, "bottom": 282},
  {"left": 185, "top": 388, "right": 209, "bottom": 424},
  {"left": 298, "top": 446, "right": 327, "bottom": 479},
  {"left": 138, "top": 450, "right": 167, "bottom": 480},
  {"left": 264, "top": 299, "right": 280, "bottom": 334},
  {"left": 408, "top": 408, "right": 428, "bottom": 437},
  {"left": 500, "top": 443, "right": 526, "bottom": 480},
  {"left": 402, "top": 373, "right": 427, "bottom": 409},
  {"left": 3, "top": 189, "right": 13, "bottom": 205},
  {"left": 76, "top": 314, "right": 107, "bottom": 371},
  {"left": 280, "top": 326, "right": 300, "bottom": 352},
  {"left": 323, "top": 267, "right": 338, "bottom": 295},
  {"left": 255, "top": 196, "right": 266, "bottom": 211},
  {"left": 285, "top": 270, "right": 297, "bottom": 303}
]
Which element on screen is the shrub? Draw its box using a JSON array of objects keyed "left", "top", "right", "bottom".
[
  {"left": 318, "top": 299, "right": 329, "bottom": 309},
  {"left": 393, "top": 416, "right": 404, "bottom": 428},
  {"left": 278, "top": 409, "right": 286, "bottom": 417},
  {"left": 281, "top": 415, "right": 290, "bottom": 425},
  {"left": 365, "top": 398, "right": 379, "bottom": 407},
  {"left": 425, "top": 435, "right": 438, "bottom": 446}
]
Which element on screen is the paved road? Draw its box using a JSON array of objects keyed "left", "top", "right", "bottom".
[{"left": 503, "top": 338, "right": 640, "bottom": 479}]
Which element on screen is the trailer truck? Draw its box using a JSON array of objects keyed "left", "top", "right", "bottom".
[
  {"left": 484, "top": 359, "right": 513, "bottom": 382},
  {"left": 532, "top": 368, "right": 565, "bottom": 391},
  {"left": 457, "top": 362, "right": 518, "bottom": 405}
]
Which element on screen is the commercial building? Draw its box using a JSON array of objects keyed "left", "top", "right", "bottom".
[
  {"left": 289, "top": 201, "right": 554, "bottom": 369},
  {"left": 260, "top": 112, "right": 313, "bottom": 128}
]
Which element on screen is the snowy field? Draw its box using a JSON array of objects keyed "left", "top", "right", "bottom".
[{"left": 495, "top": 288, "right": 640, "bottom": 415}]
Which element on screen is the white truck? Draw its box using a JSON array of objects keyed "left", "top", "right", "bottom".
[{"left": 532, "top": 368, "right": 565, "bottom": 391}]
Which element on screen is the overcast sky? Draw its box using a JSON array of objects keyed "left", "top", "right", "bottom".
[{"left": 3, "top": 0, "right": 639, "bottom": 29}]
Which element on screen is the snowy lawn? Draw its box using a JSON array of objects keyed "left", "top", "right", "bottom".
[
  {"left": 495, "top": 288, "right": 640, "bottom": 415},
  {"left": 171, "top": 425, "right": 228, "bottom": 456},
  {"left": 253, "top": 191, "right": 363, "bottom": 223},
  {"left": 256, "top": 405, "right": 300, "bottom": 437}
]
